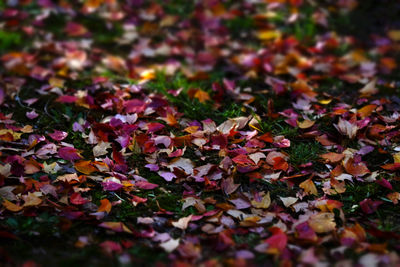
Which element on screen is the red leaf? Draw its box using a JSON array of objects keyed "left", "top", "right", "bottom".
[
  {"left": 265, "top": 227, "right": 287, "bottom": 254},
  {"left": 295, "top": 222, "right": 317, "bottom": 241},
  {"left": 258, "top": 132, "right": 273, "bottom": 143},
  {"left": 232, "top": 154, "right": 255, "bottom": 165},
  {"left": 272, "top": 157, "right": 288, "bottom": 171},
  {"left": 70, "top": 192, "right": 87, "bottom": 205},
  {"left": 360, "top": 198, "right": 383, "bottom": 214}
]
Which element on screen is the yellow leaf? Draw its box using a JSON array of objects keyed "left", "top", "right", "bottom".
[
  {"left": 257, "top": 30, "right": 281, "bottom": 40},
  {"left": 251, "top": 192, "right": 271, "bottom": 209},
  {"left": 297, "top": 119, "right": 315, "bottom": 129},
  {"left": 49, "top": 77, "right": 65, "bottom": 88},
  {"left": 23, "top": 192, "right": 42, "bottom": 207},
  {"left": 309, "top": 212, "right": 336, "bottom": 233},
  {"left": 0, "top": 129, "right": 22, "bottom": 141},
  {"left": 249, "top": 123, "right": 262, "bottom": 132},
  {"left": 139, "top": 69, "right": 155, "bottom": 82},
  {"left": 20, "top": 125, "right": 33, "bottom": 133},
  {"left": 184, "top": 126, "right": 200, "bottom": 134},
  {"left": 318, "top": 99, "right": 332, "bottom": 105},
  {"left": 299, "top": 179, "right": 318, "bottom": 196},
  {"left": 2, "top": 200, "right": 23, "bottom": 212},
  {"left": 388, "top": 30, "right": 400, "bottom": 41},
  {"left": 393, "top": 152, "right": 400, "bottom": 164}
]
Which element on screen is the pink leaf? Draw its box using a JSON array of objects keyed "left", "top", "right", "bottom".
[
  {"left": 58, "top": 147, "right": 82, "bottom": 161},
  {"left": 48, "top": 130, "right": 68, "bottom": 141}
]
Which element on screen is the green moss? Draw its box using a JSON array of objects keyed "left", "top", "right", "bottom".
[
  {"left": 128, "top": 245, "right": 168, "bottom": 266},
  {"left": 287, "top": 141, "right": 325, "bottom": 166},
  {"left": 0, "top": 30, "right": 22, "bottom": 53},
  {"left": 224, "top": 16, "right": 255, "bottom": 38}
]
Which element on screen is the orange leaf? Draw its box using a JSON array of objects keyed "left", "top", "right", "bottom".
[
  {"left": 165, "top": 112, "right": 178, "bottom": 126},
  {"left": 98, "top": 222, "right": 132, "bottom": 234},
  {"left": 194, "top": 89, "right": 210, "bottom": 103},
  {"left": 299, "top": 179, "right": 318, "bottom": 196},
  {"left": 320, "top": 152, "right": 344, "bottom": 163},
  {"left": 2, "top": 200, "right": 23, "bottom": 212},
  {"left": 387, "top": 192, "right": 400, "bottom": 204},
  {"left": 357, "top": 104, "right": 377, "bottom": 118},
  {"left": 272, "top": 157, "right": 288, "bottom": 171},
  {"left": 344, "top": 158, "right": 370, "bottom": 176},
  {"left": 381, "top": 163, "right": 400, "bottom": 171},
  {"left": 74, "top": 160, "right": 98, "bottom": 175},
  {"left": 98, "top": 199, "right": 112, "bottom": 213}
]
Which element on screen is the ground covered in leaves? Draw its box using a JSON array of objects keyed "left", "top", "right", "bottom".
[{"left": 1, "top": 0, "right": 400, "bottom": 266}]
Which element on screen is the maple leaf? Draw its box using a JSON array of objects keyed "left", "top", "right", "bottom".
[
  {"left": 172, "top": 215, "right": 193, "bottom": 230},
  {"left": 297, "top": 119, "right": 315, "bottom": 129},
  {"left": 2, "top": 200, "right": 23, "bottom": 212},
  {"left": 22, "top": 192, "right": 42, "bottom": 207},
  {"left": 251, "top": 192, "right": 271, "bottom": 209},
  {"left": 160, "top": 238, "right": 180, "bottom": 253},
  {"left": 280, "top": 197, "right": 298, "bottom": 207},
  {"left": 48, "top": 130, "right": 68, "bottom": 141},
  {"left": 74, "top": 160, "right": 98, "bottom": 175},
  {"left": 308, "top": 212, "right": 336, "bottom": 233},
  {"left": 344, "top": 158, "right": 370, "bottom": 177},
  {"left": 70, "top": 192, "right": 88, "bottom": 205},
  {"left": 359, "top": 198, "right": 383, "bottom": 214},
  {"left": 359, "top": 78, "right": 378, "bottom": 96},
  {"left": 334, "top": 118, "right": 359, "bottom": 139},
  {"left": 295, "top": 222, "right": 318, "bottom": 241},
  {"left": 55, "top": 173, "right": 80, "bottom": 183},
  {"left": 320, "top": 152, "right": 344, "bottom": 163},
  {"left": 97, "top": 199, "right": 112, "bottom": 213},
  {"left": 193, "top": 89, "right": 210, "bottom": 103},
  {"left": 265, "top": 227, "right": 287, "bottom": 254},
  {"left": 93, "top": 141, "right": 112, "bottom": 157},
  {"left": 98, "top": 222, "right": 133, "bottom": 234},
  {"left": 58, "top": 147, "right": 82, "bottom": 161},
  {"left": 299, "top": 179, "right": 318, "bottom": 196}
]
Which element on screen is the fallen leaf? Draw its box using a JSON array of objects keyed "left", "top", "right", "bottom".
[
  {"left": 23, "top": 192, "right": 42, "bottom": 207},
  {"left": 2, "top": 200, "right": 23, "bottom": 212},
  {"left": 172, "top": 215, "right": 193, "bottom": 230},
  {"left": 98, "top": 199, "right": 112, "bottom": 213},
  {"left": 299, "top": 179, "right": 318, "bottom": 196},
  {"left": 320, "top": 152, "right": 344, "bottom": 163},
  {"left": 98, "top": 222, "right": 133, "bottom": 234},
  {"left": 75, "top": 160, "right": 98, "bottom": 174},
  {"left": 251, "top": 192, "right": 271, "bottom": 209},
  {"left": 160, "top": 238, "right": 180, "bottom": 253},
  {"left": 309, "top": 212, "right": 336, "bottom": 233},
  {"left": 297, "top": 119, "right": 315, "bottom": 129}
]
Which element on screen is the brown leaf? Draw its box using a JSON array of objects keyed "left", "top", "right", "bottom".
[{"left": 320, "top": 152, "right": 344, "bottom": 163}]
